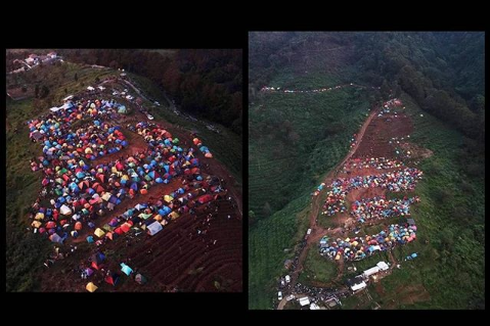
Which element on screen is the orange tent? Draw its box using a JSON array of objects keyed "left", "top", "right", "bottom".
[
  {"left": 140, "top": 188, "right": 148, "bottom": 195},
  {"left": 75, "top": 221, "right": 83, "bottom": 230}
]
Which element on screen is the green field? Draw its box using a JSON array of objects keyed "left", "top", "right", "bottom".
[
  {"left": 298, "top": 246, "right": 337, "bottom": 285},
  {"left": 249, "top": 72, "right": 373, "bottom": 309}
]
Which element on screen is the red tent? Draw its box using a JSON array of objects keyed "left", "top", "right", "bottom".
[
  {"left": 46, "top": 221, "right": 56, "bottom": 229},
  {"left": 197, "top": 194, "right": 214, "bottom": 204},
  {"left": 114, "top": 227, "right": 124, "bottom": 235},
  {"left": 120, "top": 223, "right": 131, "bottom": 233}
]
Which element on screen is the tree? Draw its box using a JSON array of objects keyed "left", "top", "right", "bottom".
[
  {"left": 64, "top": 88, "right": 68, "bottom": 94},
  {"left": 95, "top": 76, "right": 100, "bottom": 84},
  {"left": 21, "top": 86, "right": 27, "bottom": 93},
  {"left": 35, "top": 84, "right": 39, "bottom": 98},
  {"left": 74, "top": 73, "right": 78, "bottom": 82}
]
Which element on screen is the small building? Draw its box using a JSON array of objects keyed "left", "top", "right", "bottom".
[
  {"left": 87, "top": 86, "right": 95, "bottom": 91},
  {"left": 362, "top": 266, "right": 380, "bottom": 278},
  {"left": 98, "top": 86, "right": 106, "bottom": 91},
  {"left": 298, "top": 297, "right": 310, "bottom": 307},
  {"left": 351, "top": 281, "right": 367, "bottom": 292},
  {"left": 285, "top": 275, "right": 291, "bottom": 283},
  {"left": 63, "top": 95, "right": 74, "bottom": 101},
  {"left": 376, "top": 261, "right": 389, "bottom": 271},
  {"left": 47, "top": 51, "right": 57, "bottom": 59}
]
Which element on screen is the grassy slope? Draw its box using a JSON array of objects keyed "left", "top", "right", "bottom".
[
  {"left": 299, "top": 246, "right": 337, "bottom": 285},
  {"left": 249, "top": 72, "right": 370, "bottom": 219},
  {"left": 249, "top": 71, "right": 372, "bottom": 309}
]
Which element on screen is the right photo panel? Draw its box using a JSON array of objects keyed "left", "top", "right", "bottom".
[{"left": 248, "top": 31, "right": 485, "bottom": 310}]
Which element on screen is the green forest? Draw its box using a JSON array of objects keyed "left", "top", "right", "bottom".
[
  {"left": 249, "top": 32, "right": 484, "bottom": 309},
  {"left": 52, "top": 49, "right": 243, "bottom": 135}
]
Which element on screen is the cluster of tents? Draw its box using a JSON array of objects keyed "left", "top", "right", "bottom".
[
  {"left": 27, "top": 99, "right": 218, "bottom": 245},
  {"left": 343, "top": 157, "right": 404, "bottom": 172},
  {"left": 83, "top": 252, "right": 148, "bottom": 292},
  {"left": 378, "top": 98, "right": 404, "bottom": 117},
  {"left": 312, "top": 182, "right": 326, "bottom": 197},
  {"left": 322, "top": 168, "right": 423, "bottom": 216},
  {"left": 351, "top": 196, "right": 420, "bottom": 223},
  {"left": 88, "top": 177, "right": 220, "bottom": 241},
  {"left": 319, "top": 223, "right": 417, "bottom": 261},
  {"left": 260, "top": 83, "right": 367, "bottom": 94}
]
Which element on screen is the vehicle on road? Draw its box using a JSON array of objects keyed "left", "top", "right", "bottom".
[{"left": 278, "top": 291, "right": 283, "bottom": 300}]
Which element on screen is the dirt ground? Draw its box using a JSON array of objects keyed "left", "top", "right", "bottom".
[{"left": 352, "top": 112, "right": 413, "bottom": 159}]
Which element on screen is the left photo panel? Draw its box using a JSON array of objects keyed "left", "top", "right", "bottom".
[{"left": 6, "top": 49, "right": 243, "bottom": 292}]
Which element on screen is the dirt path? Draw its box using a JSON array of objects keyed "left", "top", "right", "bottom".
[{"left": 287, "top": 108, "right": 379, "bottom": 292}]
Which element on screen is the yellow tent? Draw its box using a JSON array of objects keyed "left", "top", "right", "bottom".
[
  {"left": 121, "top": 175, "right": 129, "bottom": 181},
  {"left": 86, "top": 282, "right": 98, "bottom": 292},
  {"left": 31, "top": 221, "right": 42, "bottom": 228},
  {"left": 169, "top": 211, "right": 180, "bottom": 220},
  {"left": 35, "top": 212, "right": 45, "bottom": 220},
  {"left": 85, "top": 147, "right": 93, "bottom": 154},
  {"left": 153, "top": 214, "right": 163, "bottom": 222},
  {"left": 164, "top": 195, "right": 173, "bottom": 203},
  {"left": 94, "top": 228, "right": 105, "bottom": 238},
  {"left": 102, "top": 192, "right": 112, "bottom": 201}
]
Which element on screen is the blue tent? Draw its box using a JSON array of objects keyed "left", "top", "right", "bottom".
[
  {"left": 120, "top": 263, "right": 133, "bottom": 276},
  {"left": 158, "top": 206, "right": 171, "bottom": 216},
  {"left": 87, "top": 236, "right": 94, "bottom": 243},
  {"left": 155, "top": 177, "right": 163, "bottom": 183}
]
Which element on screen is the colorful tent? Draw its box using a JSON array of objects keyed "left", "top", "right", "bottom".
[
  {"left": 105, "top": 272, "right": 120, "bottom": 286},
  {"left": 86, "top": 282, "right": 98, "bottom": 292},
  {"left": 120, "top": 263, "right": 133, "bottom": 276},
  {"left": 60, "top": 205, "right": 72, "bottom": 216},
  {"left": 147, "top": 221, "right": 163, "bottom": 236},
  {"left": 94, "top": 228, "right": 105, "bottom": 238},
  {"left": 135, "top": 273, "right": 147, "bottom": 285}
]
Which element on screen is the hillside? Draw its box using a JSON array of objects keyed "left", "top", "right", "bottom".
[
  {"left": 6, "top": 58, "right": 242, "bottom": 292},
  {"left": 249, "top": 32, "right": 484, "bottom": 309}
]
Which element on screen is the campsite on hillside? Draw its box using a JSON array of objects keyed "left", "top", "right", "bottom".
[
  {"left": 249, "top": 32, "right": 484, "bottom": 310},
  {"left": 6, "top": 49, "right": 243, "bottom": 292}
]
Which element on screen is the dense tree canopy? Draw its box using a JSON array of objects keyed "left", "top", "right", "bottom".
[{"left": 59, "top": 49, "right": 242, "bottom": 134}]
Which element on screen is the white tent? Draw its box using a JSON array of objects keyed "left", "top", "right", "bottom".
[
  {"left": 147, "top": 221, "right": 163, "bottom": 236},
  {"left": 310, "top": 303, "right": 320, "bottom": 310},
  {"left": 298, "top": 297, "right": 310, "bottom": 307},
  {"left": 50, "top": 107, "right": 62, "bottom": 112},
  {"left": 60, "top": 204, "right": 73, "bottom": 216},
  {"left": 87, "top": 86, "right": 95, "bottom": 91}
]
